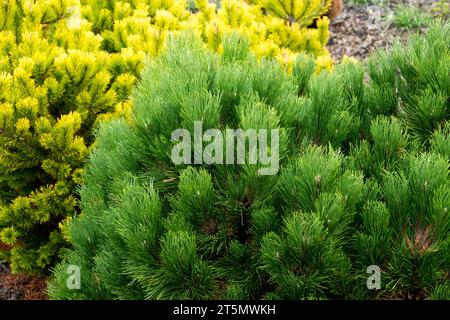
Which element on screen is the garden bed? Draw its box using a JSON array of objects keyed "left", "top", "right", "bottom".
[
  {"left": 0, "top": 262, "right": 47, "bottom": 300},
  {"left": 327, "top": 0, "right": 439, "bottom": 60}
]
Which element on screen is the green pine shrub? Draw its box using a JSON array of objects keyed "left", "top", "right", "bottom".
[{"left": 49, "top": 22, "right": 449, "bottom": 300}]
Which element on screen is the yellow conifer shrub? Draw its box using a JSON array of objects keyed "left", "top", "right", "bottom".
[
  {"left": 0, "top": 0, "right": 332, "bottom": 274},
  {"left": 191, "top": 0, "right": 333, "bottom": 70}
]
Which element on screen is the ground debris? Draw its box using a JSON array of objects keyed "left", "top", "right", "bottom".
[{"left": 0, "top": 261, "right": 48, "bottom": 300}]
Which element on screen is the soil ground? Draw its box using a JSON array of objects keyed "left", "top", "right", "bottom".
[
  {"left": 327, "top": 0, "right": 437, "bottom": 60},
  {"left": 0, "top": 261, "right": 48, "bottom": 300}
]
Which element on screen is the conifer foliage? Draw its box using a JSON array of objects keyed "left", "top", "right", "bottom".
[
  {"left": 49, "top": 23, "right": 449, "bottom": 299},
  {"left": 0, "top": 0, "right": 135, "bottom": 274},
  {"left": 0, "top": 0, "right": 333, "bottom": 275},
  {"left": 193, "top": 0, "right": 333, "bottom": 69}
]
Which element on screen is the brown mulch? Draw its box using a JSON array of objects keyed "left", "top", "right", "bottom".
[
  {"left": 327, "top": 3, "right": 408, "bottom": 61},
  {"left": 1, "top": 241, "right": 48, "bottom": 300},
  {"left": 0, "top": 273, "right": 48, "bottom": 300},
  {"left": 0, "top": 261, "right": 48, "bottom": 300},
  {"left": 0, "top": 242, "right": 12, "bottom": 252},
  {"left": 327, "top": 0, "right": 440, "bottom": 61}
]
